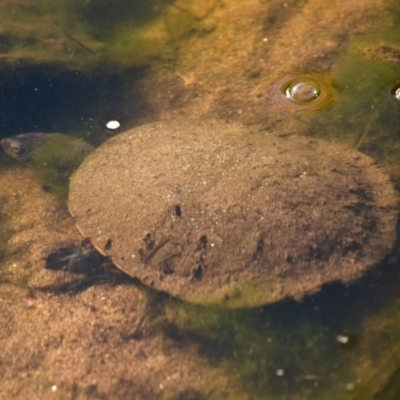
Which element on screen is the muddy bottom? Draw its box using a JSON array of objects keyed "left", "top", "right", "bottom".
[{"left": 0, "top": 166, "right": 231, "bottom": 399}]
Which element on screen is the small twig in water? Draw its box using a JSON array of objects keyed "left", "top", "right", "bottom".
[
  {"left": 355, "top": 119, "right": 374, "bottom": 151},
  {"left": 62, "top": 30, "right": 96, "bottom": 55},
  {"left": 53, "top": 20, "right": 96, "bottom": 55}
]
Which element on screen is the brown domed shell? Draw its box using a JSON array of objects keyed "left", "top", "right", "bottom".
[{"left": 68, "top": 120, "right": 398, "bottom": 308}]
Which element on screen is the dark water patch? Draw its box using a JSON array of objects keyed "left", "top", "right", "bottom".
[{"left": 0, "top": 64, "right": 152, "bottom": 145}]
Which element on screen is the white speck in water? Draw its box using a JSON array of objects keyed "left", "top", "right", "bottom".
[
  {"left": 106, "top": 120, "right": 121, "bottom": 130},
  {"left": 345, "top": 383, "right": 355, "bottom": 391},
  {"left": 395, "top": 87, "right": 400, "bottom": 101},
  {"left": 336, "top": 335, "right": 349, "bottom": 344},
  {"left": 276, "top": 369, "right": 285, "bottom": 377}
]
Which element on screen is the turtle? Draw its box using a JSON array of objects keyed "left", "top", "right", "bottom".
[
  {"left": 65, "top": 119, "right": 397, "bottom": 308},
  {"left": 1, "top": 132, "right": 93, "bottom": 197},
  {"left": 1, "top": 121, "right": 398, "bottom": 308}
]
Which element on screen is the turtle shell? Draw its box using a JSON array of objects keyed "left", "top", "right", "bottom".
[{"left": 68, "top": 120, "right": 398, "bottom": 308}]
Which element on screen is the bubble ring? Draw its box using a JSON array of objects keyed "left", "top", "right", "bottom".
[
  {"left": 386, "top": 80, "right": 400, "bottom": 109},
  {"left": 272, "top": 73, "right": 335, "bottom": 112}
]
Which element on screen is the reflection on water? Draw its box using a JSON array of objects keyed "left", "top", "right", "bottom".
[{"left": 1, "top": 0, "right": 400, "bottom": 398}]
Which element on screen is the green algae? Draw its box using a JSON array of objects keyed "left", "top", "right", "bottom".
[
  {"left": 0, "top": 0, "right": 214, "bottom": 72},
  {"left": 165, "top": 287, "right": 397, "bottom": 399},
  {"left": 344, "top": 298, "right": 400, "bottom": 399},
  {"left": 313, "top": 49, "right": 400, "bottom": 188},
  {"left": 165, "top": 297, "right": 354, "bottom": 400},
  {"left": 216, "top": 281, "right": 275, "bottom": 309},
  {"left": 29, "top": 134, "right": 93, "bottom": 199},
  {"left": 100, "top": 25, "right": 169, "bottom": 70},
  {"left": 0, "top": 2, "right": 399, "bottom": 399},
  {"left": 277, "top": 31, "right": 400, "bottom": 188},
  {"left": 77, "top": 0, "right": 164, "bottom": 34},
  {"left": 161, "top": 231, "right": 400, "bottom": 399}
]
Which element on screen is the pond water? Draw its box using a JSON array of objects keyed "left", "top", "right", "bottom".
[{"left": 1, "top": 0, "right": 400, "bottom": 399}]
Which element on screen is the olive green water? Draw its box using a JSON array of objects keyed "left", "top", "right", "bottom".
[{"left": 1, "top": 0, "right": 400, "bottom": 399}]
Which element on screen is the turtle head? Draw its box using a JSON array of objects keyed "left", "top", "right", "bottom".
[
  {"left": 1, "top": 137, "right": 28, "bottom": 162},
  {"left": 1, "top": 132, "right": 51, "bottom": 163}
]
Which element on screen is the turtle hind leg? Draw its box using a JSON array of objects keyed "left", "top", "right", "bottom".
[{"left": 45, "top": 240, "right": 104, "bottom": 274}]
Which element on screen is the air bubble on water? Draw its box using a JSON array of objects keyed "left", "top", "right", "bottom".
[
  {"left": 285, "top": 80, "right": 321, "bottom": 103},
  {"left": 336, "top": 334, "right": 350, "bottom": 344},
  {"left": 345, "top": 382, "right": 355, "bottom": 391},
  {"left": 106, "top": 120, "right": 121, "bottom": 130},
  {"left": 272, "top": 73, "right": 335, "bottom": 112}
]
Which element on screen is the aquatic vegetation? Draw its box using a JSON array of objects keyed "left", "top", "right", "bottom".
[
  {"left": 298, "top": 41, "right": 400, "bottom": 187},
  {"left": 1, "top": 1, "right": 400, "bottom": 399},
  {"left": 0, "top": 0, "right": 213, "bottom": 71},
  {"left": 272, "top": 73, "right": 335, "bottom": 112},
  {"left": 164, "top": 293, "right": 363, "bottom": 400}
]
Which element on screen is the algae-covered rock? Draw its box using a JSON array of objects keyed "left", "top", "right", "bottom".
[
  {"left": 68, "top": 120, "right": 398, "bottom": 308},
  {"left": 0, "top": 0, "right": 213, "bottom": 71}
]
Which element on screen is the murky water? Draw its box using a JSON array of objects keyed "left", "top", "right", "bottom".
[{"left": 1, "top": 0, "right": 400, "bottom": 399}]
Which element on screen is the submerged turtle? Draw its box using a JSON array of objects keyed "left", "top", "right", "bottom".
[
  {"left": 66, "top": 120, "right": 397, "bottom": 308},
  {"left": 1, "top": 132, "right": 93, "bottom": 197},
  {"left": 1, "top": 121, "right": 398, "bottom": 307}
]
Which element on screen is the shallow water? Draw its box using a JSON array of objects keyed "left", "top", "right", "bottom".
[{"left": 1, "top": 0, "right": 400, "bottom": 399}]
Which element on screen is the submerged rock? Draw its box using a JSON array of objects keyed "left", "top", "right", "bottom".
[{"left": 68, "top": 120, "right": 398, "bottom": 308}]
